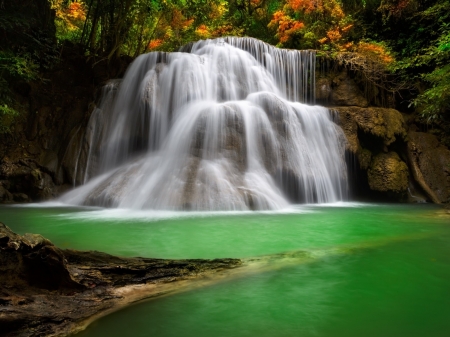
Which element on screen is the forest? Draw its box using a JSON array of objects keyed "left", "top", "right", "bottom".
[{"left": 0, "top": 0, "right": 449, "bottom": 138}]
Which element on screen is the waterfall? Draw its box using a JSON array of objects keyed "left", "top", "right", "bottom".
[{"left": 60, "top": 37, "right": 348, "bottom": 210}]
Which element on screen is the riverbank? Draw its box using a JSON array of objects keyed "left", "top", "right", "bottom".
[{"left": 0, "top": 223, "right": 241, "bottom": 336}]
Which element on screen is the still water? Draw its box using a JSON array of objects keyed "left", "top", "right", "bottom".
[{"left": 1, "top": 203, "right": 449, "bottom": 336}]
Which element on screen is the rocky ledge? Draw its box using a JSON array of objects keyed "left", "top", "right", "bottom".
[{"left": 0, "top": 223, "right": 241, "bottom": 337}]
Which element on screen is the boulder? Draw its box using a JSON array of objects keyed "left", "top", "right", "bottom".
[
  {"left": 334, "top": 106, "right": 407, "bottom": 154},
  {"left": 0, "top": 223, "right": 81, "bottom": 291},
  {"left": 367, "top": 152, "right": 409, "bottom": 195}
]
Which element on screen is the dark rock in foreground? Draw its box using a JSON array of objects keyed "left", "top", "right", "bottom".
[{"left": 0, "top": 223, "right": 241, "bottom": 337}]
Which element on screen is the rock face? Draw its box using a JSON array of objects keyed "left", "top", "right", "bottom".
[
  {"left": 0, "top": 223, "right": 241, "bottom": 336},
  {"left": 0, "top": 0, "right": 134, "bottom": 203},
  {"left": 333, "top": 106, "right": 409, "bottom": 198},
  {"left": 331, "top": 101, "right": 450, "bottom": 203},
  {"left": 407, "top": 131, "right": 450, "bottom": 204},
  {"left": 317, "top": 66, "right": 450, "bottom": 204},
  {"left": 0, "top": 45, "right": 134, "bottom": 203},
  {"left": 316, "top": 71, "right": 369, "bottom": 108}
]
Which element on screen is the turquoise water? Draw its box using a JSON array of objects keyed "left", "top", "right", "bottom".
[{"left": 1, "top": 203, "right": 449, "bottom": 336}]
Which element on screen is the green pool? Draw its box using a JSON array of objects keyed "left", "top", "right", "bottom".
[{"left": 1, "top": 203, "right": 449, "bottom": 337}]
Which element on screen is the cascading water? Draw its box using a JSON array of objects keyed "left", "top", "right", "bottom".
[{"left": 60, "top": 37, "right": 348, "bottom": 210}]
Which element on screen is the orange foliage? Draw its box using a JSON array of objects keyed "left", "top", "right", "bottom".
[
  {"left": 288, "top": 0, "right": 316, "bottom": 13},
  {"left": 67, "top": 3, "right": 86, "bottom": 20},
  {"left": 287, "top": 0, "right": 344, "bottom": 19},
  {"left": 341, "top": 42, "right": 354, "bottom": 50},
  {"left": 326, "top": 28, "right": 341, "bottom": 41},
  {"left": 268, "top": 10, "right": 304, "bottom": 44},
  {"left": 341, "top": 24, "right": 353, "bottom": 33},
  {"left": 171, "top": 9, "right": 194, "bottom": 30},
  {"left": 54, "top": 1, "right": 86, "bottom": 31},
  {"left": 269, "top": 1, "right": 350, "bottom": 47},
  {"left": 212, "top": 25, "right": 234, "bottom": 37},
  {"left": 148, "top": 39, "right": 163, "bottom": 50},
  {"left": 356, "top": 42, "right": 394, "bottom": 64},
  {"left": 196, "top": 25, "right": 210, "bottom": 38}
]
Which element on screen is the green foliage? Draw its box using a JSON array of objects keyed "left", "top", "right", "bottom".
[
  {"left": 0, "top": 77, "right": 20, "bottom": 134},
  {"left": 0, "top": 51, "right": 39, "bottom": 81},
  {"left": 413, "top": 27, "right": 450, "bottom": 121},
  {"left": 57, "top": 0, "right": 274, "bottom": 58},
  {"left": 3, "top": 0, "right": 450, "bottom": 130},
  {"left": 0, "top": 52, "right": 35, "bottom": 133},
  {"left": 415, "top": 64, "right": 450, "bottom": 120},
  {"left": 0, "top": 103, "right": 20, "bottom": 134}
]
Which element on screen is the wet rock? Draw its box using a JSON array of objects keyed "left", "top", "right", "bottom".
[
  {"left": 315, "top": 77, "right": 332, "bottom": 102},
  {"left": 13, "top": 193, "right": 31, "bottom": 202},
  {"left": 60, "top": 125, "right": 88, "bottom": 185},
  {"left": 406, "top": 181, "right": 427, "bottom": 203},
  {"left": 330, "top": 75, "right": 369, "bottom": 107},
  {"left": 0, "top": 185, "right": 13, "bottom": 202},
  {"left": 368, "top": 152, "right": 409, "bottom": 195},
  {"left": 39, "top": 150, "right": 62, "bottom": 184},
  {"left": 276, "top": 167, "right": 306, "bottom": 203},
  {"left": 30, "top": 169, "right": 56, "bottom": 200},
  {"left": 26, "top": 143, "right": 41, "bottom": 155},
  {"left": 316, "top": 71, "right": 368, "bottom": 107},
  {"left": 0, "top": 157, "right": 58, "bottom": 202},
  {"left": 407, "top": 131, "right": 450, "bottom": 204}
]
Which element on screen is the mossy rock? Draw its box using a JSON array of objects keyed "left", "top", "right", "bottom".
[
  {"left": 334, "top": 107, "right": 407, "bottom": 154},
  {"left": 367, "top": 152, "right": 408, "bottom": 193}
]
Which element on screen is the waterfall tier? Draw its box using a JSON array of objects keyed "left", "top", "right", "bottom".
[{"left": 61, "top": 37, "right": 347, "bottom": 210}]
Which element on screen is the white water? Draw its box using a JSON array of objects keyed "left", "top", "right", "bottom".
[{"left": 61, "top": 37, "right": 348, "bottom": 210}]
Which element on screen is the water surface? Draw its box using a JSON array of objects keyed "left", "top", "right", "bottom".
[{"left": 1, "top": 203, "right": 448, "bottom": 336}]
